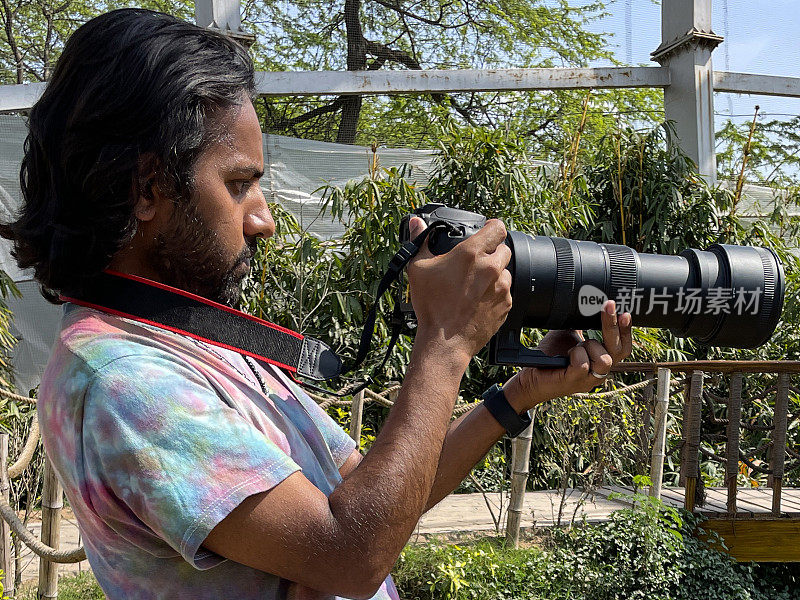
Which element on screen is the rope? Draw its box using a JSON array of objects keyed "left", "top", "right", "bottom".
[
  {"left": 0, "top": 387, "right": 36, "bottom": 405},
  {"left": 364, "top": 388, "right": 396, "bottom": 408},
  {"left": 309, "top": 377, "right": 672, "bottom": 414},
  {"left": 8, "top": 414, "right": 39, "bottom": 479},
  {"left": 0, "top": 493, "right": 86, "bottom": 563},
  {"left": 570, "top": 377, "right": 660, "bottom": 399},
  {"left": 452, "top": 401, "right": 481, "bottom": 416}
]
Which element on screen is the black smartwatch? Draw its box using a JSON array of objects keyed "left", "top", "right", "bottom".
[{"left": 481, "top": 383, "right": 532, "bottom": 438}]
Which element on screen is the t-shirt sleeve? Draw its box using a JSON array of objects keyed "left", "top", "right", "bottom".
[
  {"left": 82, "top": 353, "right": 301, "bottom": 569},
  {"left": 276, "top": 368, "right": 357, "bottom": 467}
]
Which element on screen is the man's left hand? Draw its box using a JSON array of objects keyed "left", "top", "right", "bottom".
[{"left": 502, "top": 300, "right": 633, "bottom": 411}]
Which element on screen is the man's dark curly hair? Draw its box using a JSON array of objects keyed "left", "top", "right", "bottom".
[{"left": 0, "top": 8, "right": 256, "bottom": 302}]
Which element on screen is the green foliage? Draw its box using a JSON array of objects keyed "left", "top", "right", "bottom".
[
  {"left": 425, "top": 119, "right": 591, "bottom": 235},
  {"left": 717, "top": 116, "right": 800, "bottom": 189},
  {"left": 329, "top": 405, "right": 376, "bottom": 452},
  {"left": 0, "top": 270, "right": 19, "bottom": 391},
  {"left": 1, "top": 0, "right": 663, "bottom": 148},
  {"left": 394, "top": 500, "right": 800, "bottom": 600},
  {"left": 0, "top": 0, "right": 194, "bottom": 85},
  {"left": 247, "top": 0, "right": 659, "bottom": 146},
  {"left": 241, "top": 166, "right": 426, "bottom": 384},
  {"left": 527, "top": 387, "right": 649, "bottom": 492},
  {"left": 16, "top": 572, "right": 105, "bottom": 599}
]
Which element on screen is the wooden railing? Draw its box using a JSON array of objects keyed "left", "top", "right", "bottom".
[
  {"left": 505, "top": 361, "right": 800, "bottom": 559},
  {"left": 611, "top": 361, "right": 800, "bottom": 517}
]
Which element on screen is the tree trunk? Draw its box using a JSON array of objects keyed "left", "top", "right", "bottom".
[
  {"left": 1, "top": 0, "right": 24, "bottom": 83},
  {"left": 338, "top": 0, "right": 366, "bottom": 144}
]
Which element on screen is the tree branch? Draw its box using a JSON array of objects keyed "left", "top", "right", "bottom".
[
  {"left": 270, "top": 97, "right": 347, "bottom": 132},
  {"left": 1, "top": 0, "right": 25, "bottom": 83},
  {"left": 372, "top": 0, "right": 469, "bottom": 29},
  {"left": 363, "top": 39, "right": 422, "bottom": 70}
]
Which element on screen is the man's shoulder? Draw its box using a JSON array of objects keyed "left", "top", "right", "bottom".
[
  {"left": 44, "top": 305, "right": 216, "bottom": 400},
  {"left": 53, "top": 305, "right": 173, "bottom": 373},
  {"left": 41, "top": 305, "right": 219, "bottom": 415}
]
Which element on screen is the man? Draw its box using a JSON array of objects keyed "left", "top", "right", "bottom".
[{"left": 1, "top": 8, "right": 632, "bottom": 600}]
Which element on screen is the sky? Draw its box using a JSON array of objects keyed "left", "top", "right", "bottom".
[{"left": 580, "top": 0, "right": 800, "bottom": 125}]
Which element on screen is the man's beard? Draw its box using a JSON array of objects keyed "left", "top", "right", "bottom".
[{"left": 147, "top": 202, "right": 256, "bottom": 307}]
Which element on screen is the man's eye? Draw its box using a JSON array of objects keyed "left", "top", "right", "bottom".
[{"left": 229, "top": 180, "right": 250, "bottom": 195}]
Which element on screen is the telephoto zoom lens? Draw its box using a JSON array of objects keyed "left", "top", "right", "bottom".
[{"left": 506, "top": 233, "right": 785, "bottom": 349}]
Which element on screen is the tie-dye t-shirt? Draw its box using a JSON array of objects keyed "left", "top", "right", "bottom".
[{"left": 38, "top": 304, "right": 401, "bottom": 600}]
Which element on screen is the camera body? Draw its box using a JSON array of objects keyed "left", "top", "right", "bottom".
[
  {"left": 399, "top": 203, "right": 785, "bottom": 368},
  {"left": 399, "top": 204, "right": 573, "bottom": 367}
]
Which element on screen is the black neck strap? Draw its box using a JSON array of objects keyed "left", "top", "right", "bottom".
[
  {"left": 64, "top": 225, "right": 439, "bottom": 396},
  {"left": 63, "top": 271, "right": 342, "bottom": 382}
]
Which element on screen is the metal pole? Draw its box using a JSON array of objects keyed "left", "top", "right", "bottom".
[
  {"left": 652, "top": 0, "right": 722, "bottom": 183},
  {"left": 195, "top": 0, "right": 254, "bottom": 46}
]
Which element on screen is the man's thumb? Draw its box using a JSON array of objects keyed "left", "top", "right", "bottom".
[
  {"left": 406, "top": 215, "right": 435, "bottom": 260},
  {"left": 408, "top": 216, "right": 426, "bottom": 239}
]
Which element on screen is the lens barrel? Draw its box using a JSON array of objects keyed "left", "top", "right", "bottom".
[{"left": 506, "top": 232, "right": 785, "bottom": 349}]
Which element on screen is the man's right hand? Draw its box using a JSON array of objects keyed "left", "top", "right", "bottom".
[{"left": 405, "top": 216, "right": 512, "bottom": 365}]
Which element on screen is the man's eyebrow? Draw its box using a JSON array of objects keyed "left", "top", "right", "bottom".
[{"left": 228, "top": 166, "right": 265, "bottom": 179}]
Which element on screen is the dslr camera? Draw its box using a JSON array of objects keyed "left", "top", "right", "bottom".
[{"left": 400, "top": 204, "right": 786, "bottom": 368}]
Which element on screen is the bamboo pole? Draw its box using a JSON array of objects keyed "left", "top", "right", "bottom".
[
  {"left": 349, "top": 390, "right": 365, "bottom": 445},
  {"left": 732, "top": 104, "right": 760, "bottom": 213},
  {"left": 769, "top": 373, "right": 790, "bottom": 516},
  {"left": 0, "top": 434, "right": 12, "bottom": 597},
  {"left": 679, "top": 376, "right": 692, "bottom": 487},
  {"left": 682, "top": 371, "right": 704, "bottom": 512},
  {"left": 505, "top": 414, "right": 534, "bottom": 548},
  {"left": 726, "top": 373, "right": 743, "bottom": 514},
  {"left": 649, "top": 368, "right": 671, "bottom": 499},
  {"left": 38, "top": 458, "right": 63, "bottom": 599},
  {"left": 636, "top": 378, "right": 654, "bottom": 479}
]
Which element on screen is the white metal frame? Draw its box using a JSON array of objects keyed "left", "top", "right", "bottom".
[{"left": 1, "top": 0, "right": 799, "bottom": 176}]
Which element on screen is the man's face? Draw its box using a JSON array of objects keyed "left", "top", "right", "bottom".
[{"left": 148, "top": 98, "right": 274, "bottom": 306}]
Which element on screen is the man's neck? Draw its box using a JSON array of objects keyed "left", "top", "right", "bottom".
[{"left": 107, "top": 248, "right": 163, "bottom": 285}]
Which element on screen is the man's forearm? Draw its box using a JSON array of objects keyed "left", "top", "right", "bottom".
[
  {"left": 328, "top": 332, "right": 469, "bottom": 580},
  {"left": 424, "top": 404, "right": 506, "bottom": 510},
  {"left": 424, "top": 377, "right": 535, "bottom": 511}
]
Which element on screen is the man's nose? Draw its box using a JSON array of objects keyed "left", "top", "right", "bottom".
[{"left": 244, "top": 192, "right": 275, "bottom": 239}]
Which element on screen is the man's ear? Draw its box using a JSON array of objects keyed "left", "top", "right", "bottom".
[{"left": 134, "top": 154, "right": 168, "bottom": 223}]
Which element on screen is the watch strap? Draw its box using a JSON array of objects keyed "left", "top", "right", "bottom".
[{"left": 481, "top": 383, "right": 532, "bottom": 438}]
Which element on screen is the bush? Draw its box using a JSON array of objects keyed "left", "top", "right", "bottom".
[{"left": 393, "top": 496, "right": 800, "bottom": 600}]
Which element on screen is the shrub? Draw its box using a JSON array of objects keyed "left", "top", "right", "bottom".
[{"left": 393, "top": 495, "right": 800, "bottom": 600}]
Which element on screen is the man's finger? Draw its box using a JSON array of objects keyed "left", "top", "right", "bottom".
[
  {"left": 407, "top": 216, "right": 434, "bottom": 260},
  {"left": 488, "top": 241, "right": 512, "bottom": 271},
  {"left": 565, "top": 344, "right": 590, "bottom": 383},
  {"left": 583, "top": 339, "right": 613, "bottom": 376},
  {"left": 469, "top": 219, "right": 508, "bottom": 254},
  {"left": 408, "top": 216, "right": 426, "bottom": 238},
  {"left": 600, "top": 299, "right": 622, "bottom": 358},
  {"left": 619, "top": 311, "right": 633, "bottom": 359}
]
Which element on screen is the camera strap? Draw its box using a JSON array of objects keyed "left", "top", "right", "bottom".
[
  {"left": 61, "top": 270, "right": 343, "bottom": 383},
  {"left": 61, "top": 225, "right": 440, "bottom": 397},
  {"left": 341, "top": 223, "right": 448, "bottom": 394}
]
